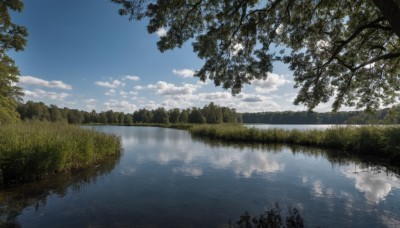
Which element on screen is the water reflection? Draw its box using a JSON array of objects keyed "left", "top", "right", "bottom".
[
  {"left": 0, "top": 154, "right": 120, "bottom": 226},
  {"left": 1, "top": 126, "right": 399, "bottom": 227},
  {"left": 173, "top": 167, "right": 203, "bottom": 177},
  {"left": 343, "top": 165, "right": 400, "bottom": 204},
  {"left": 191, "top": 134, "right": 400, "bottom": 204},
  {"left": 131, "top": 134, "right": 285, "bottom": 178},
  {"left": 192, "top": 133, "right": 400, "bottom": 226}
]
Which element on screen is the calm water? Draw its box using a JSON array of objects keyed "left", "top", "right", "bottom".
[
  {"left": 245, "top": 124, "right": 346, "bottom": 130},
  {"left": 1, "top": 126, "right": 399, "bottom": 227}
]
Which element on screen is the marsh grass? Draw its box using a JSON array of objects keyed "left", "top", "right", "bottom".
[
  {"left": 0, "top": 121, "right": 121, "bottom": 186},
  {"left": 190, "top": 124, "right": 400, "bottom": 163}
]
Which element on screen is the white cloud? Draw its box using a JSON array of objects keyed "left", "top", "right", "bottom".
[
  {"left": 232, "top": 96, "right": 281, "bottom": 112},
  {"left": 141, "top": 100, "right": 159, "bottom": 110},
  {"left": 84, "top": 98, "right": 97, "bottom": 110},
  {"left": 198, "top": 92, "right": 232, "bottom": 100},
  {"left": 252, "top": 73, "right": 291, "bottom": 93},
  {"left": 24, "top": 89, "right": 70, "bottom": 100},
  {"left": 19, "top": 76, "right": 72, "bottom": 90},
  {"left": 240, "top": 94, "right": 265, "bottom": 102},
  {"left": 160, "top": 99, "right": 193, "bottom": 110},
  {"left": 156, "top": 27, "right": 167, "bottom": 37},
  {"left": 85, "top": 98, "right": 97, "bottom": 103},
  {"left": 172, "top": 69, "right": 195, "bottom": 78},
  {"left": 124, "top": 75, "right": 140, "bottom": 81},
  {"left": 133, "top": 85, "right": 144, "bottom": 90},
  {"left": 104, "top": 99, "right": 137, "bottom": 113},
  {"left": 105, "top": 89, "right": 116, "bottom": 96},
  {"left": 147, "top": 81, "right": 197, "bottom": 96},
  {"left": 95, "top": 79, "right": 124, "bottom": 89}
]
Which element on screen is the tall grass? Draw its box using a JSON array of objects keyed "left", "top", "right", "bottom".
[
  {"left": 190, "top": 124, "right": 400, "bottom": 163},
  {"left": 0, "top": 121, "right": 121, "bottom": 186}
]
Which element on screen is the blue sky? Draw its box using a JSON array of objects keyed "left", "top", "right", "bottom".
[{"left": 9, "top": 0, "right": 335, "bottom": 113}]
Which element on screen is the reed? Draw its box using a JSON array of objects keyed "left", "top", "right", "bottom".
[
  {"left": 0, "top": 121, "right": 121, "bottom": 186},
  {"left": 190, "top": 124, "right": 400, "bottom": 163}
]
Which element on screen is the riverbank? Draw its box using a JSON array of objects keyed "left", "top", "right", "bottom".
[
  {"left": 189, "top": 124, "right": 400, "bottom": 165},
  {"left": 0, "top": 121, "right": 122, "bottom": 186}
]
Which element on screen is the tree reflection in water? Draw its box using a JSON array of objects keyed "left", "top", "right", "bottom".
[
  {"left": 230, "top": 203, "right": 304, "bottom": 228},
  {"left": 0, "top": 154, "right": 121, "bottom": 227},
  {"left": 191, "top": 134, "right": 400, "bottom": 175}
]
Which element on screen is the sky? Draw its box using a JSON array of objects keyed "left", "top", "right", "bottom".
[{"left": 9, "top": 0, "right": 337, "bottom": 113}]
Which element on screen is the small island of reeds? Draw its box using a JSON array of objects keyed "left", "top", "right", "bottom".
[
  {"left": 0, "top": 121, "right": 121, "bottom": 186},
  {"left": 190, "top": 124, "right": 400, "bottom": 165}
]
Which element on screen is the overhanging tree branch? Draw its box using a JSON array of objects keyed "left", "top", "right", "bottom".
[
  {"left": 372, "top": 0, "right": 400, "bottom": 38},
  {"left": 354, "top": 52, "right": 400, "bottom": 71},
  {"left": 322, "top": 17, "right": 386, "bottom": 68}
]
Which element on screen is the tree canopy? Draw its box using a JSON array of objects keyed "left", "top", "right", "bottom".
[
  {"left": 0, "top": 0, "right": 27, "bottom": 124},
  {"left": 17, "top": 101, "right": 241, "bottom": 124},
  {"left": 112, "top": 0, "right": 400, "bottom": 111}
]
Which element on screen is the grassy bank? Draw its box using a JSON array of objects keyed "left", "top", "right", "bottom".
[
  {"left": 0, "top": 121, "right": 121, "bottom": 186},
  {"left": 190, "top": 124, "right": 400, "bottom": 163}
]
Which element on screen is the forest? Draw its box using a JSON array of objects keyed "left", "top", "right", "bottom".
[
  {"left": 17, "top": 100, "right": 400, "bottom": 125},
  {"left": 241, "top": 108, "right": 400, "bottom": 124},
  {"left": 17, "top": 101, "right": 242, "bottom": 125}
]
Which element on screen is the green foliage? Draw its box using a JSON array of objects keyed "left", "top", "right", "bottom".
[
  {"left": 18, "top": 101, "right": 241, "bottom": 125},
  {"left": 169, "top": 108, "right": 180, "bottom": 124},
  {"left": 0, "top": 0, "right": 28, "bottom": 124},
  {"left": 242, "top": 108, "right": 398, "bottom": 124},
  {"left": 0, "top": 121, "right": 121, "bottom": 186},
  {"left": 113, "top": 0, "right": 400, "bottom": 111},
  {"left": 152, "top": 107, "right": 169, "bottom": 124},
  {"left": 0, "top": 54, "right": 23, "bottom": 124},
  {"left": 188, "top": 108, "right": 206, "bottom": 124},
  {"left": 384, "top": 105, "right": 400, "bottom": 124},
  {"left": 190, "top": 124, "right": 400, "bottom": 163},
  {"left": 124, "top": 113, "right": 133, "bottom": 125},
  {"left": 0, "top": 0, "right": 27, "bottom": 52}
]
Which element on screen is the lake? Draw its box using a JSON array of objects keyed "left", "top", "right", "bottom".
[
  {"left": 1, "top": 126, "right": 399, "bottom": 227},
  {"left": 245, "top": 124, "right": 349, "bottom": 130}
]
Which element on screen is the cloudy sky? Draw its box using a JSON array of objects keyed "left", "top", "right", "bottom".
[{"left": 9, "top": 0, "right": 335, "bottom": 113}]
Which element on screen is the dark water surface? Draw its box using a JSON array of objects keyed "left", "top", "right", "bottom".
[{"left": 1, "top": 126, "right": 399, "bottom": 227}]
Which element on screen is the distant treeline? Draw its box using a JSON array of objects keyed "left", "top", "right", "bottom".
[
  {"left": 241, "top": 108, "right": 400, "bottom": 124},
  {"left": 17, "top": 101, "right": 241, "bottom": 125}
]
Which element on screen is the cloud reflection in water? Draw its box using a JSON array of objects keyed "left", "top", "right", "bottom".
[
  {"left": 343, "top": 165, "right": 400, "bottom": 204},
  {"left": 130, "top": 134, "right": 284, "bottom": 178}
]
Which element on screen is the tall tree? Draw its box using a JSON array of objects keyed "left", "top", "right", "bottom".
[
  {"left": 188, "top": 108, "right": 206, "bottom": 124},
  {"left": 153, "top": 107, "right": 169, "bottom": 124},
  {"left": 49, "top": 104, "right": 63, "bottom": 122},
  {"left": 202, "top": 102, "right": 223, "bottom": 124},
  {"left": 113, "top": 0, "right": 400, "bottom": 111},
  {"left": 179, "top": 109, "right": 189, "bottom": 123},
  {"left": 0, "top": 0, "right": 27, "bottom": 124},
  {"left": 124, "top": 113, "right": 133, "bottom": 125},
  {"left": 169, "top": 108, "right": 181, "bottom": 124}
]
